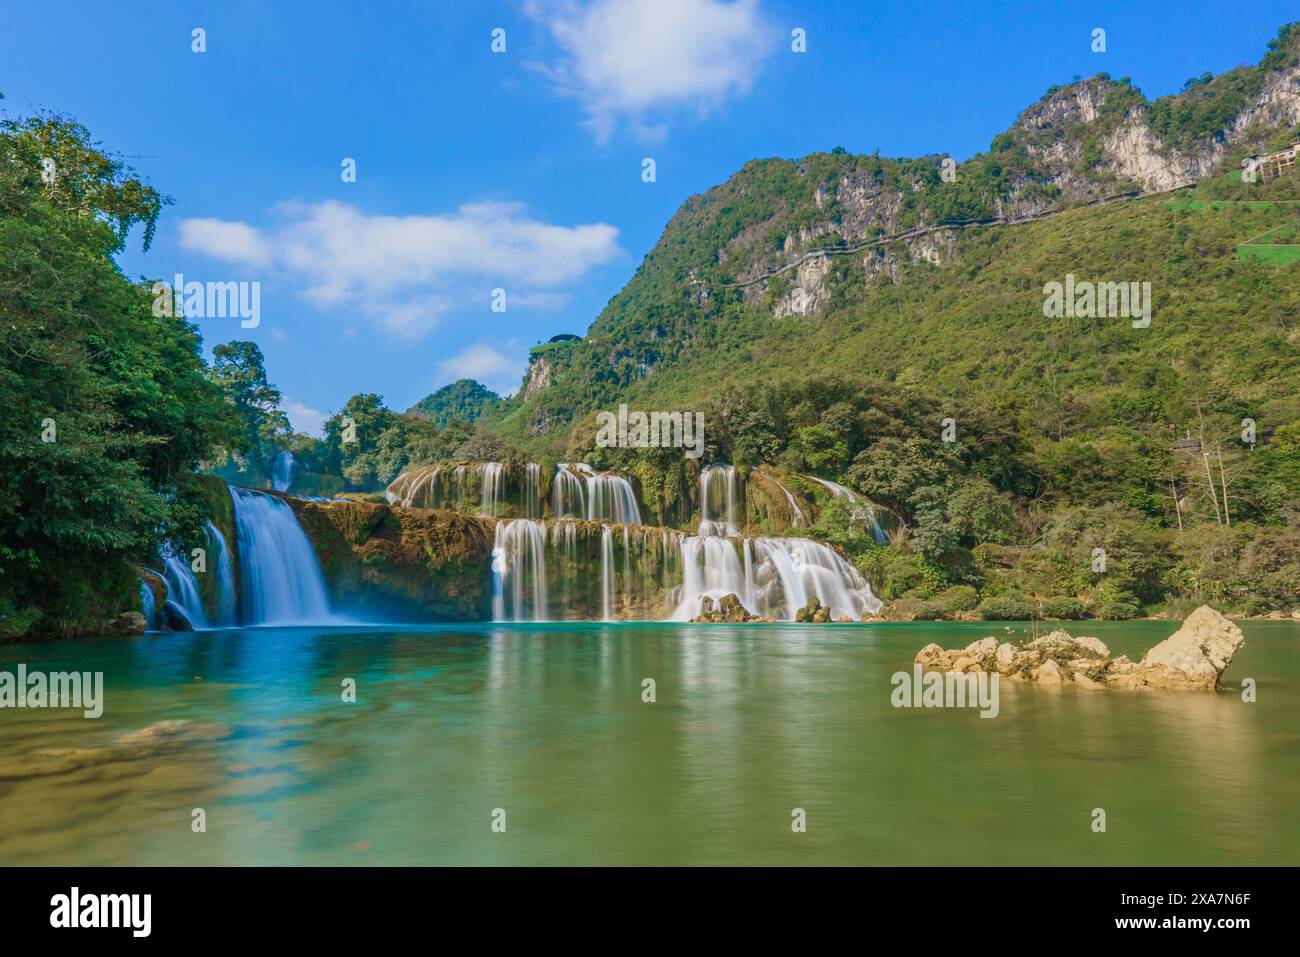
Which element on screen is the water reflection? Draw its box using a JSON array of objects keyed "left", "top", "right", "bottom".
[{"left": 0, "top": 620, "right": 1296, "bottom": 865}]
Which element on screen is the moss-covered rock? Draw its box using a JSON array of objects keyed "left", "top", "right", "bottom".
[{"left": 287, "top": 497, "right": 496, "bottom": 621}]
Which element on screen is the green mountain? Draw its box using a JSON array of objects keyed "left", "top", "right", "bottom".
[
  {"left": 408, "top": 378, "right": 501, "bottom": 428},
  {"left": 494, "top": 22, "right": 1300, "bottom": 445}
]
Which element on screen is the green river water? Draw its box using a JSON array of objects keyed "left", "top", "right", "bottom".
[{"left": 1, "top": 619, "right": 1297, "bottom": 865}]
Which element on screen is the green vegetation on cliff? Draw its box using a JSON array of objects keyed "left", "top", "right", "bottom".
[{"left": 0, "top": 114, "right": 239, "bottom": 637}]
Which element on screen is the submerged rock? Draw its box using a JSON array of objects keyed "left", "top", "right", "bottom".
[{"left": 911, "top": 605, "right": 1244, "bottom": 691}]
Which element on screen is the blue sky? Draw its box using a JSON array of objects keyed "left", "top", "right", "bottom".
[{"left": 3, "top": 0, "right": 1296, "bottom": 434}]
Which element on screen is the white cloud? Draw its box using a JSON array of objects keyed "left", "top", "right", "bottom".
[
  {"left": 177, "top": 200, "right": 621, "bottom": 339},
  {"left": 435, "top": 343, "right": 527, "bottom": 397},
  {"left": 526, "top": 0, "right": 773, "bottom": 141},
  {"left": 178, "top": 218, "right": 273, "bottom": 267},
  {"left": 284, "top": 400, "right": 326, "bottom": 437}
]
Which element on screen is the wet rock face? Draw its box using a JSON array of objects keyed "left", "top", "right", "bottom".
[
  {"left": 794, "top": 596, "right": 831, "bottom": 623},
  {"left": 160, "top": 601, "right": 194, "bottom": 632},
  {"left": 913, "top": 605, "right": 1245, "bottom": 691},
  {"left": 288, "top": 497, "right": 496, "bottom": 622},
  {"left": 692, "top": 593, "right": 769, "bottom": 623}
]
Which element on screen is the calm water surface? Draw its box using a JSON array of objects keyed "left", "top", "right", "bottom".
[{"left": 1, "top": 620, "right": 1297, "bottom": 865}]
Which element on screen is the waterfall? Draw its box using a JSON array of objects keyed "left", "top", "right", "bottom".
[
  {"left": 160, "top": 546, "right": 207, "bottom": 629},
  {"left": 271, "top": 450, "right": 299, "bottom": 492},
  {"left": 206, "top": 521, "right": 237, "bottom": 626},
  {"left": 480, "top": 462, "right": 504, "bottom": 516},
  {"left": 230, "top": 487, "right": 333, "bottom": 625},
  {"left": 671, "top": 535, "right": 880, "bottom": 621},
  {"left": 492, "top": 519, "right": 549, "bottom": 622},
  {"left": 600, "top": 525, "right": 616, "bottom": 621},
  {"left": 552, "top": 464, "right": 587, "bottom": 518},
  {"left": 139, "top": 580, "right": 156, "bottom": 630},
  {"left": 587, "top": 472, "right": 642, "bottom": 525},
  {"left": 387, "top": 464, "right": 441, "bottom": 507},
  {"left": 807, "top": 476, "right": 887, "bottom": 543},
  {"left": 524, "top": 462, "right": 542, "bottom": 518},
  {"left": 699, "top": 465, "right": 739, "bottom": 535},
  {"left": 756, "top": 470, "right": 806, "bottom": 528}
]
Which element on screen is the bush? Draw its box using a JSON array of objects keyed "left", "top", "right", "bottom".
[
  {"left": 1040, "top": 595, "right": 1086, "bottom": 619},
  {"left": 977, "top": 595, "right": 1035, "bottom": 620},
  {"left": 891, "top": 597, "right": 948, "bottom": 620},
  {"left": 1093, "top": 600, "right": 1140, "bottom": 620},
  {"left": 937, "top": 584, "right": 979, "bottom": 612}
]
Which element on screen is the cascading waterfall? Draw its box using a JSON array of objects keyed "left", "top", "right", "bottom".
[
  {"left": 492, "top": 520, "right": 549, "bottom": 621},
  {"left": 271, "top": 450, "right": 299, "bottom": 492},
  {"left": 230, "top": 487, "right": 333, "bottom": 625},
  {"left": 699, "top": 465, "right": 739, "bottom": 536},
  {"left": 489, "top": 517, "right": 878, "bottom": 623},
  {"left": 480, "top": 462, "right": 505, "bottom": 517},
  {"left": 600, "top": 525, "right": 615, "bottom": 621},
  {"left": 807, "top": 476, "right": 887, "bottom": 543},
  {"left": 587, "top": 472, "right": 642, "bottom": 525},
  {"left": 671, "top": 535, "right": 881, "bottom": 622},
  {"left": 552, "top": 464, "right": 587, "bottom": 518},
  {"left": 524, "top": 462, "right": 542, "bottom": 518},
  {"left": 206, "top": 521, "right": 237, "bottom": 626},
  {"left": 139, "top": 580, "right": 156, "bottom": 630},
  {"left": 160, "top": 546, "right": 207, "bottom": 629},
  {"left": 756, "top": 470, "right": 807, "bottom": 528}
]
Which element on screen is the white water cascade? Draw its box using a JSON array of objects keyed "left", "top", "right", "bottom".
[
  {"left": 524, "top": 462, "right": 542, "bottom": 518},
  {"left": 479, "top": 462, "right": 505, "bottom": 516},
  {"left": 699, "top": 465, "right": 740, "bottom": 536},
  {"left": 756, "top": 470, "right": 807, "bottom": 528},
  {"left": 601, "top": 525, "right": 616, "bottom": 621},
  {"left": 271, "top": 450, "right": 299, "bottom": 492},
  {"left": 552, "top": 464, "right": 587, "bottom": 518},
  {"left": 807, "top": 476, "right": 887, "bottom": 543},
  {"left": 160, "top": 546, "right": 207, "bottom": 629},
  {"left": 230, "top": 487, "right": 333, "bottom": 625},
  {"left": 207, "top": 521, "right": 237, "bottom": 626},
  {"left": 587, "top": 472, "right": 642, "bottom": 525},
  {"left": 492, "top": 519, "right": 549, "bottom": 621},
  {"left": 671, "top": 535, "right": 881, "bottom": 622}
]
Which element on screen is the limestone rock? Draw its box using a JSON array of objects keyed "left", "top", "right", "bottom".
[
  {"left": 1032, "top": 659, "right": 1064, "bottom": 685},
  {"left": 964, "top": 636, "right": 999, "bottom": 659},
  {"left": 908, "top": 605, "right": 1244, "bottom": 693},
  {"left": 1138, "top": 604, "right": 1245, "bottom": 690}
]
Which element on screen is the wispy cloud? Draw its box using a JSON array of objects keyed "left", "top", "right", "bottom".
[
  {"left": 525, "top": 0, "right": 773, "bottom": 142},
  {"left": 283, "top": 399, "right": 326, "bottom": 437},
  {"left": 178, "top": 218, "right": 273, "bottom": 268},
  {"left": 178, "top": 200, "right": 621, "bottom": 339}
]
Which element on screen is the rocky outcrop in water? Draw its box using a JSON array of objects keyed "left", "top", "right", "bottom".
[
  {"left": 913, "top": 605, "right": 1245, "bottom": 690},
  {"left": 692, "top": 593, "right": 769, "bottom": 623}
]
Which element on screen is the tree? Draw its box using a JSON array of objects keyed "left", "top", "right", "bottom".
[
  {"left": 0, "top": 112, "right": 236, "bottom": 634},
  {"left": 210, "top": 340, "right": 291, "bottom": 476}
]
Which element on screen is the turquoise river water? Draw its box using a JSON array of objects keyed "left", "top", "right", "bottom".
[{"left": 1, "top": 619, "right": 1297, "bottom": 865}]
